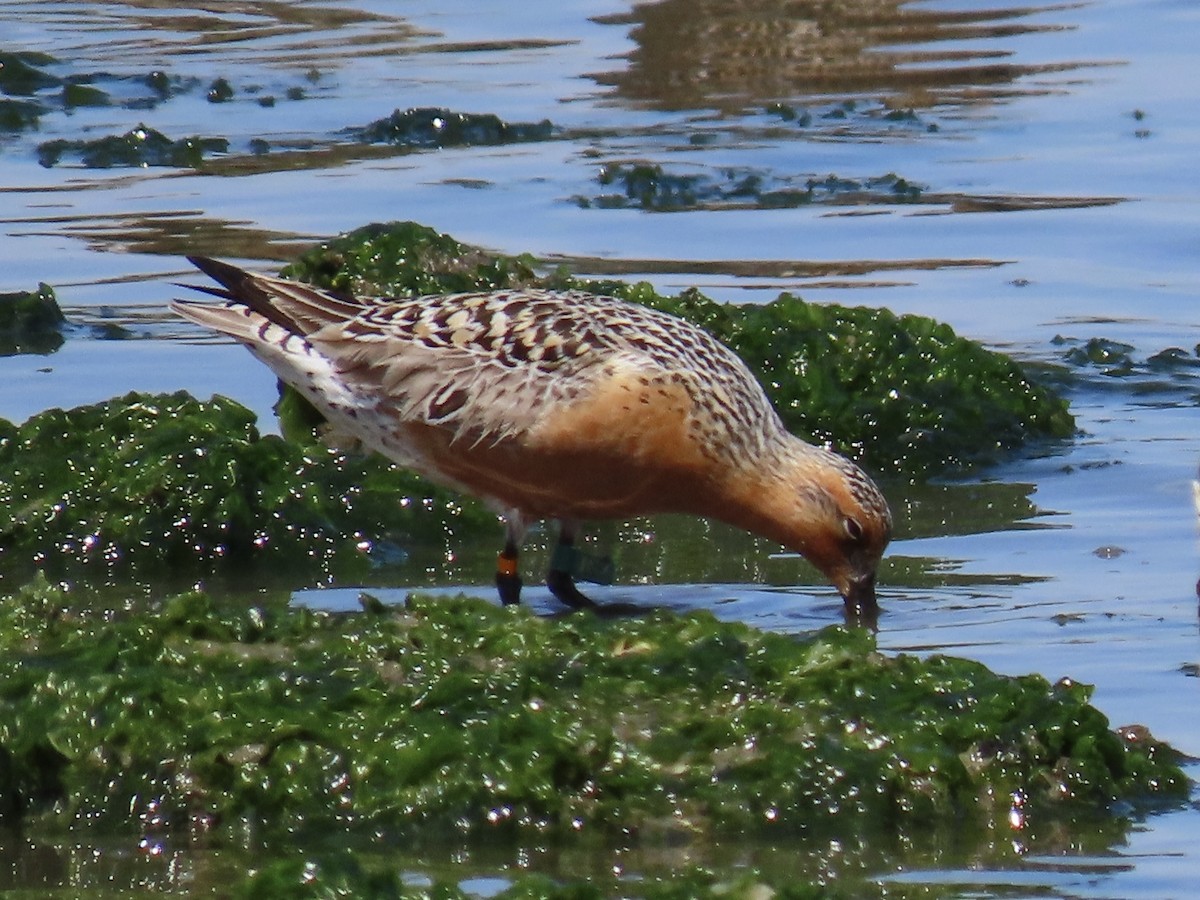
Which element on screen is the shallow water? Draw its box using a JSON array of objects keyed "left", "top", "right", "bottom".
[{"left": 2, "top": 0, "right": 1199, "bottom": 895}]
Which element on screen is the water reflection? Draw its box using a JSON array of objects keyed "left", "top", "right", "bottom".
[
  {"left": 16, "top": 1, "right": 422, "bottom": 67},
  {"left": 50, "top": 210, "right": 315, "bottom": 262},
  {"left": 592, "top": 0, "right": 1089, "bottom": 112},
  {"left": 281, "top": 478, "right": 1048, "bottom": 604},
  {"left": 0, "top": 810, "right": 1146, "bottom": 899}
]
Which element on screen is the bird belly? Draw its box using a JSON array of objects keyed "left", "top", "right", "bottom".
[
  {"left": 281, "top": 350, "right": 726, "bottom": 522},
  {"left": 400, "top": 426, "right": 710, "bottom": 520},
  {"left": 380, "top": 376, "right": 716, "bottom": 521}
]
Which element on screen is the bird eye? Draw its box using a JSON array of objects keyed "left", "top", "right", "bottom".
[{"left": 843, "top": 516, "right": 864, "bottom": 542}]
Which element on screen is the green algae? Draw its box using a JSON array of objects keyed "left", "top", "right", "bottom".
[
  {"left": 37, "top": 123, "right": 229, "bottom": 168},
  {"left": 0, "top": 284, "right": 138, "bottom": 355},
  {"left": 0, "top": 283, "right": 65, "bottom": 355},
  {"left": 577, "top": 161, "right": 1108, "bottom": 215},
  {"left": 280, "top": 220, "right": 542, "bottom": 298},
  {"left": 349, "top": 107, "right": 555, "bottom": 148},
  {"left": 206, "top": 77, "right": 235, "bottom": 103},
  {"left": 235, "top": 852, "right": 424, "bottom": 899},
  {"left": 579, "top": 162, "right": 924, "bottom": 211},
  {"left": 0, "top": 53, "right": 180, "bottom": 127},
  {"left": 0, "top": 97, "right": 44, "bottom": 130},
  {"left": 0, "top": 391, "right": 493, "bottom": 586},
  {"left": 1054, "top": 334, "right": 1200, "bottom": 401},
  {"left": 143, "top": 69, "right": 174, "bottom": 98},
  {"left": 0, "top": 50, "right": 60, "bottom": 96},
  {"left": 19, "top": 98, "right": 549, "bottom": 174},
  {"left": 0, "top": 581, "right": 1184, "bottom": 852},
  {"left": 1058, "top": 335, "right": 1200, "bottom": 379},
  {"left": 61, "top": 81, "right": 109, "bottom": 109},
  {"left": 284, "top": 221, "right": 1074, "bottom": 474}
]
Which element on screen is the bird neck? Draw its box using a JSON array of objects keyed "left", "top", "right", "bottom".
[{"left": 704, "top": 433, "right": 834, "bottom": 555}]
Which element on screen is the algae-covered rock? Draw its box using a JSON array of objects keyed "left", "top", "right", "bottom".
[
  {"left": 0, "top": 282, "right": 66, "bottom": 355},
  {"left": 206, "top": 76, "right": 234, "bottom": 103},
  {"left": 280, "top": 220, "right": 544, "bottom": 298},
  {"left": 0, "top": 583, "right": 1184, "bottom": 851},
  {"left": 37, "top": 124, "right": 229, "bottom": 168},
  {"left": 579, "top": 161, "right": 924, "bottom": 211},
  {"left": 285, "top": 221, "right": 1074, "bottom": 474},
  {"left": 1055, "top": 333, "right": 1200, "bottom": 392},
  {"left": 348, "top": 106, "right": 555, "bottom": 148},
  {"left": 0, "top": 284, "right": 136, "bottom": 355},
  {"left": 0, "top": 50, "right": 60, "bottom": 96},
  {"left": 0, "top": 97, "right": 45, "bottom": 131},
  {"left": 61, "top": 81, "right": 109, "bottom": 109},
  {"left": 0, "top": 391, "right": 494, "bottom": 585}
]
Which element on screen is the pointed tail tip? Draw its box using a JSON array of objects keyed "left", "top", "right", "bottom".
[
  {"left": 184, "top": 254, "right": 217, "bottom": 274},
  {"left": 185, "top": 254, "right": 245, "bottom": 287}
]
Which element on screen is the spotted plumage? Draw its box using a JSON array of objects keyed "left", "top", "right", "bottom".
[{"left": 172, "top": 257, "right": 891, "bottom": 616}]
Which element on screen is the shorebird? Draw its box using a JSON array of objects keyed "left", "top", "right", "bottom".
[{"left": 172, "top": 257, "right": 891, "bottom": 616}]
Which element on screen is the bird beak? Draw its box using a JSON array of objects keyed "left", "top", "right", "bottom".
[{"left": 839, "top": 573, "right": 878, "bottom": 620}]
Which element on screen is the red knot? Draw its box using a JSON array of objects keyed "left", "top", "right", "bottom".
[{"left": 172, "top": 257, "right": 891, "bottom": 616}]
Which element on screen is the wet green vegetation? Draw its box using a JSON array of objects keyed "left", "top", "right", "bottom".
[
  {"left": 0, "top": 50, "right": 59, "bottom": 96},
  {"left": 60, "top": 81, "right": 109, "bottom": 109},
  {"left": 280, "top": 220, "right": 543, "bottom": 297},
  {"left": 0, "top": 96, "right": 44, "bottom": 130},
  {"left": 348, "top": 107, "right": 556, "bottom": 148},
  {"left": 284, "top": 221, "right": 1074, "bottom": 474},
  {"left": 0, "top": 49, "right": 310, "bottom": 133},
  {"left": 2, "top": 46, "right": 558, "bottom": 166},
  {"left": 1056, "top": 334, "right": 1200, "bottom": 399},
  {"left": 0, "top": 283, "right": 65, "bottom": 355},
  {"left": 576, "top": 162, "right": 924, "bottom": 211},
  {"left": 0, "top": 46, "right": 1097, "bottom": 228},
  {"left": 0, "top": 283, "right": 136, "bottom": 354},
  {"left": 0, "top": 51, "right": 195, "bottom": 133},
  {"left": 37, "top": 124, "right": 230, "bottom": 169},
  {"left": 0, "top": 49, "right": 55, "bottom": 131},
  {"left": 206, "top": 76, "right": 234, "bottom": 104},
  {"left": 0, "top": 582, "right": 1185, "bottom": 896},
  {"left": 572, "top": 159, "right": 1114, "bottom": 216},
  {"left": 0, "top": 391, "right": 491, "bottom": 588},
  {"left": 29, "top": 107, "right": 556, "bottom": 169}
]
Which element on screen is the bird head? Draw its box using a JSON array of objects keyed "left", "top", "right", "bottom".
[{"left": 741, "top": 442, "right": 891, "bottom": 618}]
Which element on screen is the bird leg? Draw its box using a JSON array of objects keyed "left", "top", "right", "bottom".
[
  {"left": 495, "top": 513, "right": 526, "bottom": 606},
  {"left": 496, "top": 546, "right": 522, "bottom": 605},
  {"left": 546, "top": 521, "right": 597, "bottom": 610}
]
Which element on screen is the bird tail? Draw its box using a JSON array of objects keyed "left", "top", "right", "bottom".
[{"left": 174, "top": 256, "right": 365, "bottom": 337}]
